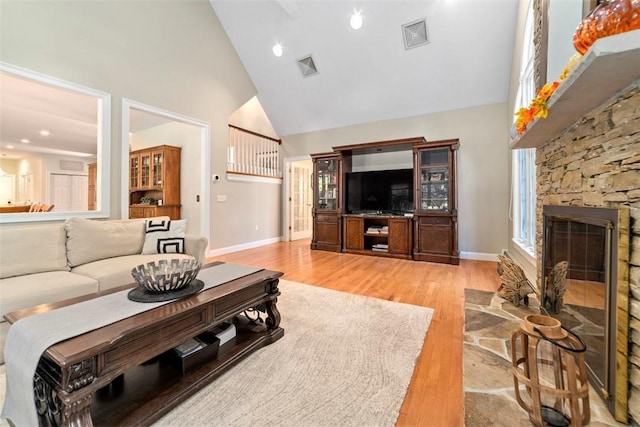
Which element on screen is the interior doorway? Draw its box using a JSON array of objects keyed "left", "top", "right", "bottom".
[
  {"left": 121, "top": 99, "right": 210, "bottom": 240},
  {"left": 49, "top": 172, "right": 87, "bottom": 211},
  {"left": 0, "top": 175, "right": 15, "bottom": 205},
  {"left": 285, "top": 157, "right": 313, "bottom": 241}
]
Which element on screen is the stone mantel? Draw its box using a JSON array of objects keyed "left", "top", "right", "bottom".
[{"left": 511, "top": 29, "right": 640, "bottom": 150}]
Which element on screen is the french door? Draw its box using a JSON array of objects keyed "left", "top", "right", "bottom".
[
  {"left": 50, "top": 173, "right": 88, "bottom": 211},
  {"left": 289, "top": 160, "right": 313, "bottom": 240}
]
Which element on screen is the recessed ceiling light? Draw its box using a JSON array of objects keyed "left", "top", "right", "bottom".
[
  {"left": 40, "top": 130, "right": 50, "bottom": 136},
  {"left": 20, "top": 139, "right": 30, "bottom": 143},
  {"left": 6, "top": 145, "right": 14, "bottom": 149},
  {"left": 272, "top": 43, "right": 283, "bottom": 57},
  {"left": 350, "top": 11, "right": 363, "bottom": 30}
]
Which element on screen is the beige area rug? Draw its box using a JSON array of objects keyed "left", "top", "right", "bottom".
[
  {"left": 463, "top": 289, "right": 622, "bottom": 427},
  {"left": 0, "top": 280, "right": 433, "bottom": 427}
]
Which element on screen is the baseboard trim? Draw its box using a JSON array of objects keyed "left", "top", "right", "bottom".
[
  {"left": 208, "top": 244, "right": 500, "bottom": 262},
  {"left": 459, "top": 251, "right": 499, "bottom": 262},
  {"left": 206, "top": 236, "right": 283, "bottom": 258}
]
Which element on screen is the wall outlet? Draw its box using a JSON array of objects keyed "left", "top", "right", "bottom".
[
  {"left": 217, "top": 195, "right": 227, "bottom": 202},
  {"left": 255, "top": 224, "right": 259, "bottom": 230}
]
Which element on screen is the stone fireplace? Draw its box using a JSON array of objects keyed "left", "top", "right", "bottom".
[
  {"left": 535, "top": 82, "right": 640, "bottom": 424},
  {"left": 541, "top": 204, "right": 629, "bottom": 421}
]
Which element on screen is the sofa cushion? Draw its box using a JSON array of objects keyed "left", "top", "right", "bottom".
[
  {"left": 141, "top": 219, "right": 187, "bottom": 255},
  {"left": 65, "top": 217, "right": 149, "bottom": 267},
  {"left": 0, "top": 224, "right": 69, "bottom": 279},
  {"left": 0, "top": 271, "right": 99, "bottom": 316},
  {"left": 71, "top": 253, "right": 195, "bottom": 292}
]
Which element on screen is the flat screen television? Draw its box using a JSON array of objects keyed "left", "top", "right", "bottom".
[{"left": 345, "top": 169, "right": 413, "bottom": 215}]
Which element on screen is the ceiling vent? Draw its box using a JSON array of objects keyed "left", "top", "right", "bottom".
[
  {"left": 297, "top": 55, "right": 319, "bottom": 78},
  {"left": 402, "top": 18, "right": 429, "bottom": 50}
]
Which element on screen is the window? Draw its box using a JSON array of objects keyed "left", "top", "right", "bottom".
[
  {"left": 512, "top": 1, "right": 536, "bottom": 254},
  {"left": 513, "top": 149, "right": 536, "bottom": 253},
  {"left": 227, "top": 125, "right": 282, "bottom": 179}
]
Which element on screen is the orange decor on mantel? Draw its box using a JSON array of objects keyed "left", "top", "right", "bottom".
[
  {"left": 573, "top": 0, "right": 640, "bottom": 54},
  {"left": 515, "top": 82, "right": 561, "bottom": 135}
]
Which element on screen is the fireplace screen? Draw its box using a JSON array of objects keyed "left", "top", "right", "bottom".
[{"left": 541, "top": 205, "right": 629, "bottom": 421}]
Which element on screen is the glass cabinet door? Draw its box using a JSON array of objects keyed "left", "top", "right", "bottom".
[
  {"left": 316, "top": 158, "right": 337, "bottom": 211},
  {"left": 129, "top": 154, "right": 140, "bottom": 189},
  {"left": 140, "top": 152, "right": 151, "bottom": 188},
  {"left": 419, "top": 148, "right": 450, "bottom": 212},
  {"left": 152, "top": 151, "right": 163, "bottom": 187}
]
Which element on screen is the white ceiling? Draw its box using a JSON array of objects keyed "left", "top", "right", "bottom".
[
  {"left": 210, "top": 0, "right": 520, "bottom": 137},
  {"left": 0, "top": 1, "right": 520, "bottom": 161},
  {"left": 0, "top": 73, "right": 98, "bottom": 160}
]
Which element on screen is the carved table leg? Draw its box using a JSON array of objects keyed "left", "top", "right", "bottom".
[
  {"left": 265, "top": 278, "right": 281, "bottom": 330},
  {"left": 35, "top": 373, "right": 94, "bottom": 427},
  {"left": 35, "top": 357, "right": 96, "bottom": 427}
]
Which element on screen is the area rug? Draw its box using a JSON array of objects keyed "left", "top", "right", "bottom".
[
  {"left": 0, "top": 280, "right": 433, "bottom": 427},
  {"left": 463, "top": 289, "right": 619, "bottom": 427}
]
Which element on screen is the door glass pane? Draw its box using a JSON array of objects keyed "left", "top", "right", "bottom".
[
  {"left": 418, "top": 148, "right": 450, "bottom": 213},
  {"left": 317, "top": 159, "right": 337, "bottom": 211},
  {"left": 291, "top": 162, "right": 313, "bottom": 240},
  {"left": 153, "top": 152, "right": 163, "bottom": 186},
  {"left": 141, "top": 154, "right": 150, "bottom": 187}
]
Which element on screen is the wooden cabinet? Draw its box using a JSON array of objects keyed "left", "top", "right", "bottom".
[
  {"left": 311, "top": 153, "right": 343, "bottom": 252},
  {"left": 388, "top": 217, "right": 412, "bottom": 255},
  {"left": 413, "top": 139, "right": 459, "bottom": 264},
  {"left": 311, "top": 136, "right": 459, "bottom": 265},
  {"left": 87, "top": 163, "right": 97, "bottom": 211},
  {"left": 129, "top": 205, "right": 180, "bottom": 220},
  {"left": 343, "top": 216, "right": 364, "bottom": 251},
  {"left": 343, "top": 215, "right": 412, "bottom": 259},
  {"left": 129, "top": 145, "right": 181, "bottom": 220}
]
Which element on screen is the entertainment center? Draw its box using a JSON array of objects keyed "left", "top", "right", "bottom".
[{"left": 311, "top": 137, "right": 459, "bottom": 265}]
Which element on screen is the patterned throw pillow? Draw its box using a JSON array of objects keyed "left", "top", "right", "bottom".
[{"left": 141, "top": 219, "right": 187, "bottom": 255}]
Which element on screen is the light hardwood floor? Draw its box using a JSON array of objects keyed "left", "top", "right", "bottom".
[{"left": 208, "top": 239, "right": 501, "bottom": 427}]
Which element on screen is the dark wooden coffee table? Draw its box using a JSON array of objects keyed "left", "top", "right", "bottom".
[{"left": 3, "top": 263, "right": 284, "bottom": 426}]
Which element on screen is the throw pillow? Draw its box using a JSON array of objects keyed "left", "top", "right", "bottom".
[{"left": 141, "top": 219, "right": 187, "bottom": 255}]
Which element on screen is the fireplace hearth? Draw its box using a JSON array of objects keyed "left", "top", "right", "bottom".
[{"left": 541, "top": 205, "right": 629, "bottom": 421}]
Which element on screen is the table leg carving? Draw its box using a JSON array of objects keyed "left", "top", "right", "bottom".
[
  {"left": 62, "top": 395, "right": 93, "bottom": 427},
  {"left": 34, "top": 372, "right": 67, "bottom": 426},
  {"left": 34, "top": 372, "right": 94, "bottom": 427},
  {"left": 265, "top": 278, "right": 281, "bottom": 330},
  {"left": 66, "top": 359, "right": 96, "bottom": 393},
  {"left": 35, "top": 358, "right": 96, "bottom": 427}
]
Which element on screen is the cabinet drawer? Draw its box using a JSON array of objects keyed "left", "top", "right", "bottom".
[
  {"left": 316, "top": 214, "right": 338, "bottom": 223},
  {"left": 420, "top": 216, "right": 451, "bottom": 226},
  {"left": 129, "top": 207, "right": 145, "bottom": 218}
]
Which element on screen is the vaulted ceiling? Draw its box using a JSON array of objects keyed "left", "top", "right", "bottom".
[
  {"left": 0, "top": 1, "right": 520, "bottom": 160},
  {"left": 210, "top": 0, "right": 520, "bottom": 137}
]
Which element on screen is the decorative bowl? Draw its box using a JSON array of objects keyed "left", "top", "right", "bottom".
[{"left": 131, "top": 258, "right": 201, "bottom": 293}]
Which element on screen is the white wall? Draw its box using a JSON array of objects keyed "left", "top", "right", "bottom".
[
  {"left": 547, "top": 0, "right": 583, "bottom": 82},
  {"left": 0, "top": 1, "right": 282, "bottom": 249},
  {"left": 219, "top": 94, "right": 283, "bottom": 250},
  {"left": 282, "top": 103, "right": 511, "bottom": 258},
  {"left": 228, "top": 96, "right": 279, "bottom": 139},
  {"left": 351, "top": 151, "right": 413, "bottom": 172}
]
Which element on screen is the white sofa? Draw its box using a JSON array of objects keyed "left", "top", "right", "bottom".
[{"left": 0, "top": 217, "right": 208, "bottom": 364}]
